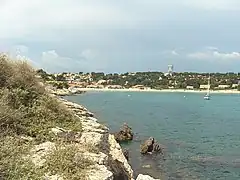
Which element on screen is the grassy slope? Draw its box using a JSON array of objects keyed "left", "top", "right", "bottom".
[{"left": 0, "top": 55, "right": 91, "bottom": 179}]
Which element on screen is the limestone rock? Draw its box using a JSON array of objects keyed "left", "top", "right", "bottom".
[
  {"left": 140, "top": 137, "right": 163, "bottom": 154},
  {"left": 81, "top": 119, "right": 109, "bottom": 134},
  {"left": 20, "top": 136, "right": 33, "bottom": 141},
  {"left": 108, "top": 134, "right": 134, "bottom": 179},
  {"left": 123, "top": 148, "right": 129, "bottom": 161},
  {"left": 75, "top": 152, "right": 108, "bottom": 165},
  {"left": 86, "top": 165, "right": 113, "bottom": 180},
  {"left": 56, "top": 99, "right": 135, "bottom": 180},
  {"left": 136, "top": 174, "right": 160, "bottom": 180},
  {"left": 114, "top": 123, "right": 133, "bottom": 142},
  {"left": 51, "top": 127, "right": 67, "bottom": 135},
  {"left": 30, "top": 142, "right": 56, "bottom": 167},
  {"left": 78, "top": 132, "right": 107, "bottom": 148}
]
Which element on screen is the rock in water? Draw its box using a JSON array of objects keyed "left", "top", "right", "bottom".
[
  {"left": 114, "top": 123, "right": 133, "bottom": 142},
  {"left": 153, "top": 142, "right": 162, "bottom": 153},
  {"left": 140, "top": 137, "right": 154, "bottom": 154},
  {"left": 140, "top": 137, "right": 163, "bottom": 154}
]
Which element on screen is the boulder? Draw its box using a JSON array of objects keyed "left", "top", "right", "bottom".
[
  {"left": 136, "top": 174, "right": 160, "bottom": 180},
  {"left": 140, "top": 137, "right": 163, "bottom": 154},
  {"left": 86, "top": 165, "right": 113, "bottom": 180},
  {"left": 114, "top": 123, "right": 133, "bottom": 142}
]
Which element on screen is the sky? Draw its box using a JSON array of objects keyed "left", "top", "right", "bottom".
[{"left": 1, "top": 0, "right": 240, "bottom": 73}]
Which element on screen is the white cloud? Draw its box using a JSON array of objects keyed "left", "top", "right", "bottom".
[
  {"left": 40, "top": 49, "right": 106, "bottom": 73},
  {"left": 0, "top": 0, "right": 205, "bottom": 40},
  {"left": 41, "top": 50, "right": 74, "bottom": 72},
  {"left": 171, "top": 50, "right": 179, "bottom": 56},
  {"left": 213, "top": 51, "right": 240, "bottom": 59},
  {"left": 4, "top": 45, "right": 38, "bottom": 67},
  {"left": 14, "top": 45, "right": 29, "bottom": 54},
  {"left": 183, "top": 0, "right": 240, "bottom": 10},
  {"left": 0, "top": 0, "right": 141, "bottom": 39},
  {"left": 187, "top": 50, "right": 240, "bottom": 60},
  {"left": 206, "top": 46, "right": 218, "bottom": 51},
  {"left": 80, "top": 49, "right": 96, "bottom": 59},
  {"left": 161, "top": 49, "right": 184, "bottom": 56}
]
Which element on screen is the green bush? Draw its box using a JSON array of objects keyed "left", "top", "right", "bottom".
[
  {"left": 45, "top": 144, "right": 94, "bottom": 180},
  {"left": 0, "top": 136, "right": 45, "bottom": 180},
  {"left": 49, "top": 81, "right": 69, "bottom": 89},
  {"left": 0, "top": 54, "right": 82, "bottom": 178}
]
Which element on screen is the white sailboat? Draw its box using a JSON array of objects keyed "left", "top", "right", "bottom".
[{"left": 204, "top": 74, "right": 210, "bottom": 100}]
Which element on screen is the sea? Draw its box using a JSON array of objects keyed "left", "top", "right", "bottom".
[{"left": 64, "top": 91, "right": 240, "bottom": 180}]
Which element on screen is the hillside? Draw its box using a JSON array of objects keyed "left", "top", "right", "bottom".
[{"left": 0, "top": 55, "right": 139, "bottom": 180}]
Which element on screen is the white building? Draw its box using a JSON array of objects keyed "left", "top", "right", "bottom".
[
  {"left": 218, "top": 85, "right": 230, "bottom": 89},
  {"left": 186, "top": 86, "right": 194, "bottom": 89},
  {"left": 200, "top": 84, "right": 210, "bottom": 89},
  {"left": 232, "top": 84, "right": 239, "bottom": 88}
]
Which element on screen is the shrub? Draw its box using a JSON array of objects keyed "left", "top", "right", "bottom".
[
  {"left": 0, "top": 136, "right": 45, "bottom": 180},
  {"left": 45, "top": 144, "right": 93, "bottom": 180},
  {"left": 0, "top": 54, "right": 83, "bottom": 178}
]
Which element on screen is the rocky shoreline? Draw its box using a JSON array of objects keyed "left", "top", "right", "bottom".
[
  {"left": 58, "top": 97, "right": 159, "bottom": 180},
  {"left": 47, "top": 87, "right": 86, "bottom": 96}
]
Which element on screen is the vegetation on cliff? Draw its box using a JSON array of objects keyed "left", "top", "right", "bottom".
[{"left": 0, "top": 55, "right": 87, "bottom": 179}]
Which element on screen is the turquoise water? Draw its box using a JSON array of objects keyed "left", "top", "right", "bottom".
[{"left": 64, "top": 92, "right": 240, "bottom": 180}]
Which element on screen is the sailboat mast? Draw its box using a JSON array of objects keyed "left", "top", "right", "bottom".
[{"left": 207, "top": 74, "right": 210, "bottom": 94}]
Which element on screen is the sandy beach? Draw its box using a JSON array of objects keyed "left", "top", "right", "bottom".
[{"left": 75, "top": 88, "right": 240, "bottom": 94}]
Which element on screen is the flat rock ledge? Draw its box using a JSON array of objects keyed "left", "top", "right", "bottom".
[{"left": 27, "top": 96, "right": 159, "bottom": 180}]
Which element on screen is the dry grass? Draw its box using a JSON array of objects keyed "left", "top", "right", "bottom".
[
  {"left": 45, "top": 144, "right": 94, "bottom": 180},
  {"left": 0, "top": 136, "right": 45, "bottom": 180},
  {"left": 0, "top": 54, "right": 83, "bottom": 179}
]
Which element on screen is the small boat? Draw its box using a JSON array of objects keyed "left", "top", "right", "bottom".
[
  {"left": 204, "top": 94, "right": 210, "bottom": 100},
  {"left": 204, "top": 74, "right": 211, "bottom": 100}
]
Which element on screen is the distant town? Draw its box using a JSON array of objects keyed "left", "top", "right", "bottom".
[{"left": 36, "top": 65, "right": 240, "bottom": 91}]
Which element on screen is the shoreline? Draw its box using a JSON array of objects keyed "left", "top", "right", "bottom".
[
  {"left": 58, "top": 96, "right": 158, "bottom": 180},
  {"left": 72, "top": 88, "right": 240, "bottom": 94}
]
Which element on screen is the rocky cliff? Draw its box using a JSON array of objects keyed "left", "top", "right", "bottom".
[
  {"left": 27, "top": 95, "right": 159, "bottom": 180},
  {"left": 59, "top": 98, "right": 134, "bottom": 180}
]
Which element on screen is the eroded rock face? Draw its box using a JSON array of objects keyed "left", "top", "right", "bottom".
[
  {"left": 108, "top": 134, "right": 134, "bottom": 179},
  {"left": 27, "top": 99, "right": 158, "bottom": 180},
  {"left": 123, "top": 148, "right": 129, "bottom": 161},
  {"left": 114, "top": 123, "right": 133, "bottom": 142},
  {"left": 86, "top": 165, "right": 113, "bottom": 180},
  {"left": 61, "top": 100, "right": 134, "bottom": 180}
]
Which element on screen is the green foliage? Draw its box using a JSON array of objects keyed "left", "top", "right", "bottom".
[
  {"left": 55, "top": 74, "right": 66, "bottom": 81},
  {"left": 89, "top": 71, "right": 240, "bottom": 89},
  {"left": 0, "top": 136, "right": 45, "bottom": 180},
  {"left": 45, "top": 144, "right": 93, "bottom": 180},
  {"left": 0, "top": 55, "right": 83, "bottom": 178},
  {"left": 36, "top": 69, "right": 50, "bottom": 81},
  {"left": 50, "top": 81, "right": 69, "bottom": 89}
]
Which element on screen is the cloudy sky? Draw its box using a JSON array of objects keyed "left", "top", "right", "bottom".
[{"left": 1, "top": 0, "right": 240, "bottom": 73}]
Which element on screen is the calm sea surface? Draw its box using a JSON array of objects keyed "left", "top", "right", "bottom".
[{"left": 64, "top": 92, "right": 240, "bottom": 180}]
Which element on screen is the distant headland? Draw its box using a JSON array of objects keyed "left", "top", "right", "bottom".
[{"left": 36, "top": 69, "right": 240, "bottom": 94}]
